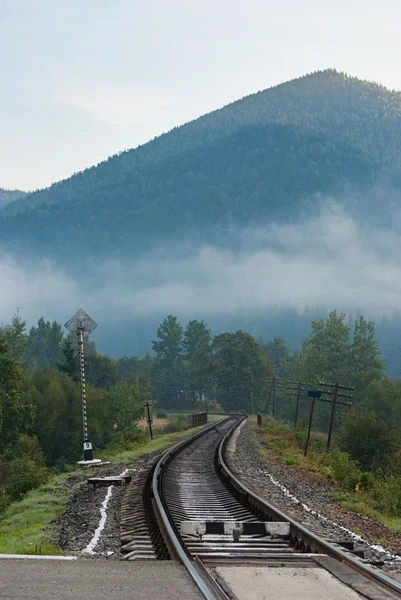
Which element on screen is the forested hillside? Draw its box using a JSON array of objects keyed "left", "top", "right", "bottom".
[
  {"left": 0, "top": 188, "right": 26, "bottom": 209},
  {"left": 1, "top": 70, "right": 401, "bottom": 261}
]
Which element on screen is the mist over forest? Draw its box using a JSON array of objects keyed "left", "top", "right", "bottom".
[
  {"left": 2, "top": 70, "right": 401, "bottom": 364},
  {"left": 1, "top": 200, "right": 401, "bottom": 370}
]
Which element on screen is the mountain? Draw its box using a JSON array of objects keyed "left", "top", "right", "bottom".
[
  {"left": 0, "top": 188, "right": 27, "bottom": 209},
  {"left": 1, "top": 69, "right": 401, "bottom": 264},
  {"left": 2, "top": 69, "right": 401, "bottom": 358}
]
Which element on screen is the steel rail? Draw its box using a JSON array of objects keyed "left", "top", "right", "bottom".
[
  {"left": 217, "top": 417, "right": 401, "bottom": 598},
  {"left": 152, "top": 418, "right": 232, "bottom": 600}
]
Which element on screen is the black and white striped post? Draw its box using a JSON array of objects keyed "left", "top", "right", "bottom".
[
  {"left": 77, "top": 326, "right": 93, "bottom": 461},
  {"left": 64, "top": 309, "right": 99, "bottom": 465}
]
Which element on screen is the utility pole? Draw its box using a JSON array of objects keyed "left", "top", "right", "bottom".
[
  {"left": 272, "top": 378, "right": 276, "bottom": 418},
  {"left": 304, "top": 390, "right": 321, "bottom": 456},
  {"left": 64, "top": 309, "right": 99, "bottom": 464},
  {"left": 251, "top": 390, "right": 254, "bottom": 415},
  {"left": 323, "top": 382, "right": 354, "bottom": 449},
  {"left": 304, "top": 398, "right": 316, "bottom": 456},
  {"left": 294, "top": 381, "right": 301, "bottom": 426},
  {"left": 326, "top": 383, "right": 338, "bottom": 450},
  {"left": 145, "top": 401, "right": 153, "bottom": 440},
  {"left": 265, "top": 379, "right": 272, "bottom": 414}
]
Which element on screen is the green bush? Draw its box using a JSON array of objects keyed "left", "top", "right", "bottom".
[
  {"left": 162, "top": 415, "right": 188, "bottom": 434},
  {"left": 368, "top": 476, "right": 401, "bottom": 516},
  {"left": 309, "top": 435, "right": 326, "bottom": 452},
  {"left": 330, "top": 449, "right": 361, "bottom": 492},
  {"left": 122, "top": 423, "right": 147, "bottom": 444},
  {"left": 337, "top": 407, "right": 397, "bottom": 472},
  {"left": 5, "top": 456, "right": 49, "bottom": 501},
  {"left": 293, "top": 429, "right": 326, "bottom": 452},
  {"left": 156, "top": 410, "right": 167, "bottom": 419}
]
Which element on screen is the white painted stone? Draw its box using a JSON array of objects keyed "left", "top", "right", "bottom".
[{"left": 82, "top": 486, "right": 113, "bottom": 554}]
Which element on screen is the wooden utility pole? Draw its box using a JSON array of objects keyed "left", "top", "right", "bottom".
[
  {"left": 326, "top": 383, "right": 338, "bottom": 449},
  {"left": 145, "top": 401, "right": 153, "bottom": 440},
  {"left": 319, "top": 382, "right": 354, "bottom": 450},
  {"left": 304, "top": 390, "right": 321, "bottom": 456},
  {"left": 265, "top": 379, "right": 272, "bottom": 414},
  {"left": 304, "top": 398, "right": 316, "bottom": 456},
  {"left": 272, "top": 378, "right": 276, "bottom": 418},
  {"left": 294, "top": 381, "right": 301, "bottom": 426}
]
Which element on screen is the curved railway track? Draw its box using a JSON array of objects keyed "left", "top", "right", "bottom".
[{"left": 147, "top": 416, "right": 401, "bottom": 599}]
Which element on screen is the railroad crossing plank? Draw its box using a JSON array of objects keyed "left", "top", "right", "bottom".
[{"left": 88, "top": 475, "right": 131, "bottom": 487}]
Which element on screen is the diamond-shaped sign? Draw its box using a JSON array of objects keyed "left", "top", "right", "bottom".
[{"left": 64, "top": 309, "right": 97, "bottom": 336}]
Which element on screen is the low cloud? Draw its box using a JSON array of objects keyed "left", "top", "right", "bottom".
[{"left": 1, "top": 204, "right": 401, "bottom": 331}]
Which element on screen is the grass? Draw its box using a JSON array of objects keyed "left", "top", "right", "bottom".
[
  {"left": 328, "top": 491, "right": 348, "bottom": 502},
  {"left": 98, "top": 425, "right": 206, "bottom": 464},
  {"left": 0, "top": 474, "right": 71, "bottom": 555},
  {"left": 207, "top": 414, "right": 227, "bottom": 423},
  {"left": 165, "top": 412, "right": 226, "bottom": 422},
  {"left": 256, "top": 417, "right": 401, "bottom": 535},
  {"left": 0, "top": 424, "right": 211, "bottom": 555},
  {"left": 380, "top": 517, "right": 401, "bottom": 533},
  {"left": 257, "top": 419, "right": 330, "bottom": 478}
]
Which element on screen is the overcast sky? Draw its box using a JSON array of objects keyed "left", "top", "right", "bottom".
[{"left": 1, "top": 0, "right": 401, "bottom": 191}]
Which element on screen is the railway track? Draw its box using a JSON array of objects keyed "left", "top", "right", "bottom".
[{"left": 121, "top": 417, "right": 401, "bottom": 598}]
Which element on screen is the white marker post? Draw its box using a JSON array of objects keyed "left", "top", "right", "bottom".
[{"left": 64, "top": 309, "right": 101, "bottom": 465}]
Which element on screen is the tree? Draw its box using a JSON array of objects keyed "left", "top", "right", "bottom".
[
  {"left": 183, "top": 320, "right": 212, "bottom": 405},
  {"left": 4, "top": 435, "right": 49, "bottom": 501},
  {"left": 116, "top": 354, "right": 153, "bottom": 385},
  {"left": 152, "top": 316, "right": 184, "bottom": 408},
  {"left": 152, "top": 315, "right": 183, "bottom": 362},
  {"left": 288, "top": 311, "right": 351, "bottom": 385},
  {"left": 25, "top": 368, "right": 82, "bottom": 466},
  {"left": 338, "top": 407, "right": 398, "bottom": 472},
  {"left": 25, "top": 317, "right": 64, "bottom": 369},
  {"left": 350, "top": 316, "right": 384, "bottom": 394},
  {"left": 210, "top": 331, "right": 273, "bottom": 412},
  {"left": 289, "top": 312, "right": 384, "bottom": 390},
  {"left": 85, "top": 354, "right": 118, "bottom": 389},
  {"left": 183, "top": 320, "right": 212, "bottom": 360},
  {"left": 116, "top": 355, "right": 142, "bottom": 381},
  {"left": 0, "top": 341, "right": 34, "bottom": 453},
  {"left": 106, "top": 379, "right": 147, "bottom": 432},
  {"left": 58, "top": 337, "right": 79, "bottom": 380},
  {"left": 0, "top": 311, "right": 30, "bottom": 363},
  {"left": 263, "top": 337, "right": 290, "bottom": 378}
]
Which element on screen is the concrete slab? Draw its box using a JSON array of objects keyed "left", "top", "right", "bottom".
[
  {"left": 181, "top": 521, "right": 290, "bottom": 537},
  {"left": 214, "top": 565, "right": 364, "bottom": 600},
  {"left": 0, "top": 559, "right": 203, "bottom": 600}
]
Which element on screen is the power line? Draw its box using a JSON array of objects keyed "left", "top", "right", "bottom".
[
  {"left": 386, "top": 343, "right": 401, "bottom": 357},
  {"left": 385, "top": 350, "right": 401, "bottom": 364}
]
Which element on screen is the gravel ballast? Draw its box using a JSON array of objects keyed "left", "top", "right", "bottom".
[
  {"left": 227, "top": 420, "right": 401, "bottom": 579},
  {"left": 53, "top": 450, "right": 164, "bottom": 558}
]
